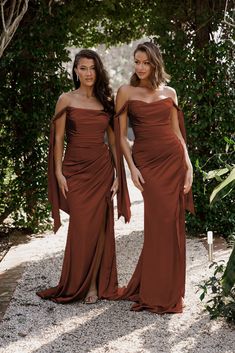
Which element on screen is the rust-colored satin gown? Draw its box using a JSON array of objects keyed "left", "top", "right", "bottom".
[
  {"left": 36, "top": 106, "right": 130, "bottom": 303},
  {"left": 114, "top": 97, "right": 195, "bottom": 314}
]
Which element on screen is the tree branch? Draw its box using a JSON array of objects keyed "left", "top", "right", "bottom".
[
  {"left": 0, "top": 0, "right": 29, "bottom": 58},
  {"left": 223, "top": 0, "right": 235, "bottom": 27}
]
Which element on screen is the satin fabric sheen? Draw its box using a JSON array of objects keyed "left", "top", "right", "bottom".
[
  {"left": 36, "top": 107, "right": 130, "bottom": 303},
  {"left": 113, "top": 98, "right": 195, "bottom": 313}
]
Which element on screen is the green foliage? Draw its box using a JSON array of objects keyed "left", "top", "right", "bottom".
[
  {"left": 149, "top": 16, "right": 235, "bottom": 237},
  {"left": 1, "top": 0, "right": 234, "bottom": 235},
  {"left": 197, "top": 138, "right": 235, "bottom": 237},
  {"left": 207, "top": 165, "right": 235, "bottom": 204},
  {"left": 222, "top": 246, "right": 235, "bottom": 297},
  {"left": 202, "top": 138, "right": 235, "bottom": 204},
  {"left": 199, "top": 139, "right": 235, "bottom": 324},
  {"left": 199, "top": 260, "right": 235, "bottom": 323},
  {"left": 0, "top": 2, "right": 72, "bottom": 231},
  {"left": 0, "top": 0, "right": 151, "bottom": 232}
]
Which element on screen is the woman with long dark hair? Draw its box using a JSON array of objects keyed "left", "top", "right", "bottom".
[
  {"left": 114, "top": 42, "right": 194, "bottom": 313},
  {"left": 37, "top": 49, "right": 130, "bottom": 304}
]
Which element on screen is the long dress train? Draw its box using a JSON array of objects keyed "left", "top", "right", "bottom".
[
  {"left": 37, "top": 106, "right": 130, "bottom": 303},
  {"left": 114, "top": 97, "right": 194, "bottom": 313}
]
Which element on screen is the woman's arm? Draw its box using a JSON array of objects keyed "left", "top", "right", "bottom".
[
  {"left": 107, "top": 125, "right": 118, "bottom": 174},
  {"left": 53, "top": 93, "right": 69, "bottom": 198},
  {"left": 106, "top": 125, "right": 118, "bottom": 199},
  {"left": 170, "top": 90, "right": 193, "bottom": 194},
  {"left": 116, "top": 86, "right": 145, "bottom": 192}
]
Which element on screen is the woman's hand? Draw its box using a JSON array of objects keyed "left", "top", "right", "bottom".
[
  {"left": 111, "top": 177, "right": 119, "bottom": 200},
  {"left": 131, "top": 166, "right": 145, "bottom": 192},
  {"left": 56, "top": 172, "right": 68, "bottom": 199},
  {"left": 184, "top": 165, "right": 193, "bottom": 194}
]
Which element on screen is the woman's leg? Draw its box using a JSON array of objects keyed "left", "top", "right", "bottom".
[{"left": 85, "top": 205, "right": 107, "bottom": 302}]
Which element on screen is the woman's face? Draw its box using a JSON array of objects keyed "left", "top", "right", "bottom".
[
  {"left": 134, "top": 50, "right": 152, "bottom": 81},
  {"left": 74, "top": 57, "right": 96, "bottom": 87}
]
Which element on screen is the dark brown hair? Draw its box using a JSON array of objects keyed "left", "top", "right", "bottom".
[
  {"left": 130, "top": 42, "right": 170, "bottom": 88},
  {"left": 72, "top": 49, "right": 114, "bottom": 115}
]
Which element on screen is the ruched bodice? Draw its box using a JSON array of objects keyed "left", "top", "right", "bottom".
[
  {"left": 129, "top": 98, "right": 181, "bottom": 140},
  {"left": 66, "top": 107, "right": 109, "bottom": 147},
  {"left": 129, "top": 98, "right": 186, "bottom": 172},
  {"left": 63, "top": 107, "right": 111, "bottom": 175},
  {"left": 114, "top": 98, "right": 194, "bottom": 314},
  {"left": 37, "top": 106, "right": 130, "bottom": 304}
]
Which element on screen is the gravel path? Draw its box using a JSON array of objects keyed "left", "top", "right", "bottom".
[{"left": 0, "top": 177, "right": 234, "bottom": 353}]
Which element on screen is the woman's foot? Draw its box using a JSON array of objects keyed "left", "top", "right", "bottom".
[{"left": 84, "top": 290, "right": 98, "bottom": 304}]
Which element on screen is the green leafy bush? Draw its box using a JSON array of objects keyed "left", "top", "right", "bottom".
[
  {"left": 199, "top": 260, "right": 235, "bottom": 323},
  {"left": 0, "top": 3, "right": 72, "bottom": 232},
  {"left": 166, "top": 40, "right": 235, "bottom": 238},
  {"left": 0, "top": 1, "right": 234, "bottom": 235},
  {"left": 199, "top": 138, "right": 235, "bottom": 323}
]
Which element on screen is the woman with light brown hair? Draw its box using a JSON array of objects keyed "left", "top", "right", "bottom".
[{"left": 114, "top": 41, "right": 194, "bottom": 313}]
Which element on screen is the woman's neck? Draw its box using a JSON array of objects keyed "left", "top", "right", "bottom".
[
  {"left": 138, "top": 80, "right": 163, "bottom": 93},
  {"left": 75, "top": 86, "right": 94, "bottom": 98}
]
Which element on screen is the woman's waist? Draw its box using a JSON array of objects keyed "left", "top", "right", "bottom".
[
  {"left": 133, "top": 132, "right": 180, "bottom": 145},
  {"left": 64, "top": 143, "right": 110, "bottom": 160},
  {"left": 132, "top": 125, "right": 174, "bottom": 139},
  {"left": 66, "top": 138, "right": 106, "bottom": 148}
]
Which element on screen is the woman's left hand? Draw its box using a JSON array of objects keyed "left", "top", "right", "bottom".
[
  {"left": 184, "top": 166, "right": 193, "bottom": 194},
  {"left": 111, "top": 177, "right": 119, "bottom": 200}
]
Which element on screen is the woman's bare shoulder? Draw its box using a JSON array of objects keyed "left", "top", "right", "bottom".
[
  {"left": 163, "top": 85, "right": 176, "bottom": 95},
  {"left": 116, "top": 85, "right": 133, "bottom": 110},
  {"left": 117, "top": 84, "right": 137, "bottom": 100},
  {"left": 117, "top": 84, "right": 132, "bottom": 94},
  {"left": 55, "top": 92, "right": 71, "bottom": 112},
  {"left": 162, "top": 85, "right": 178, "bottom": 104}
]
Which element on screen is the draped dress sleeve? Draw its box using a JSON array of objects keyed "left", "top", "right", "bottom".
[
  {"left": 48, "top": 107, "right": 69, "bottom": 233},
  {"left": 113, "top": 101, "right": 131, "bottom": 223},
  {"left": 172, "top": 101, "right": 195, "bottom": 214}
]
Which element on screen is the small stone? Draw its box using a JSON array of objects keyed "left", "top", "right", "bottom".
[{"left": 18, "top": 331, "right": 27, "bottom": 337}]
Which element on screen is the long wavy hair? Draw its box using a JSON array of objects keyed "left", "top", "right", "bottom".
[
  {"left": 72, "top": 49, "right": 114, "bottom": 115},
  {"left": 130, "top": 42, "right": 170, "bottom": 88}
]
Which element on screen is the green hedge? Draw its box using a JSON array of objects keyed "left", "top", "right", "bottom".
[
  {"left": 160, "top": 39, "right": 235, "bottom": 237},
  {"left": 0, "top": 1, "right": 234, "bottom": 236},
  {"left": 0, "top": 4, "right": 72, "bottom": 232}
]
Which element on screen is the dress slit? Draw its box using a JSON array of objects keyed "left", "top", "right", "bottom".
[{"left": 37, "top": 107, "right": 130, "bottom": 304}]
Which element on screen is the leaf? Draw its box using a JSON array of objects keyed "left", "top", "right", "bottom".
[
  {"left": 222, "top": 245, "right": 235, "bottom": 296},
  {"left": 224, "top": 137, "right": 235, "bottom": 145},
  {"left": 205, "top": 168, "right": 229, "bottom": 180},
  {"left": 200, "top": 292, "right": 205, "bottom": 301},
  {"left": 210, "top": 168, "right": 235, "bottom": 203}
]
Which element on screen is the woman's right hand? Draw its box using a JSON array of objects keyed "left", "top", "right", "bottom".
[
  {"left": 131, "top": 166, "right": 145, "bottom": 192},
  {"left": 56, "top": 172, "right": 68, "bottom": 199}
]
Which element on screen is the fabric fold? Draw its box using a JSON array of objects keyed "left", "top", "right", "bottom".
[
  {"left": 113, "top": 102, "right": 131, "bottom": 223},
  {"left": 112, "top": 97, "right": 194, "bottom": 313},
  {"left": 38, "top": 106, "right": 119, "bottom": 302},
  {"left": 48, "top": 107, "right": 69, "bottom": 233},
  {"left": 172, "top": 102, "right": 195, "bottom": 215}
]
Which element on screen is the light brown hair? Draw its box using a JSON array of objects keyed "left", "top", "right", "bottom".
[{"left": 130, "top": 42, "right": 170, "bottom": 88}]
